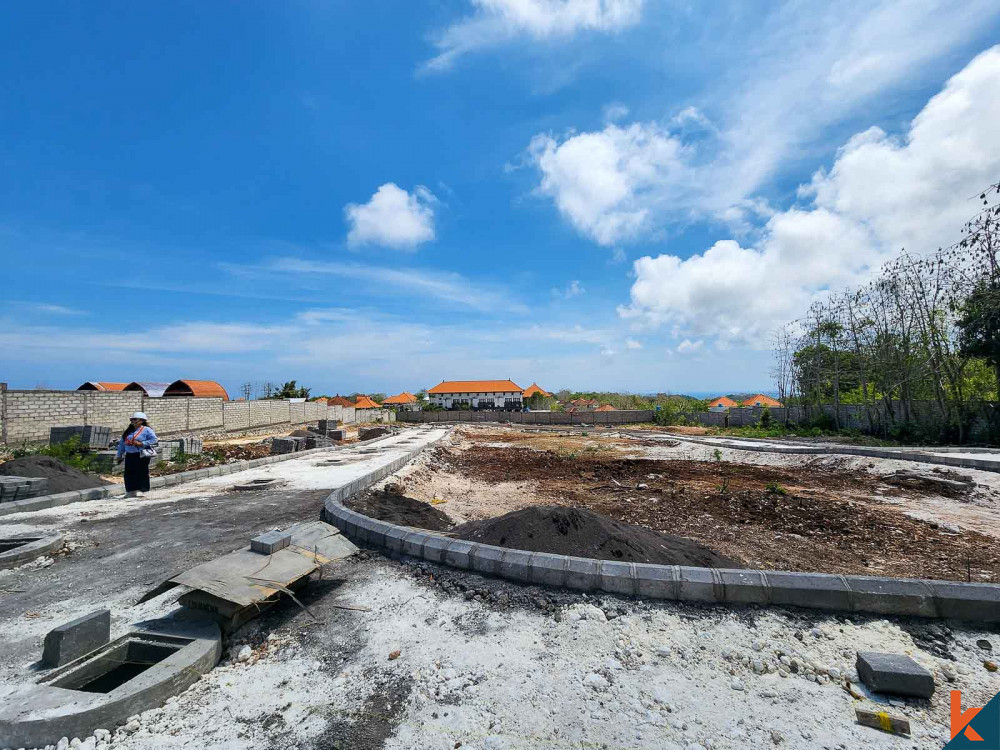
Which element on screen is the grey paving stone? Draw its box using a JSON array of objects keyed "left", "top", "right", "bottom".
[
  {"left": 719, "top": 569, "right": 769, "bottom": 604},
  {"left": 563, "top": 556, "right": 600, "bottom": 590},
  {"left": 856, "top": 651, "right": 934, "bottom": 698},
  {"left": 42, "top": 609, "right": 111, "bottom": 667},
  {"left": 599, "top": 561, "right": 636, "bottom": 596},
  {"left": 250, "top": 531, "right": 291, "bottom": 555},
  {"left": 470, "top": 544, "right": 504, "bottom": 576},
  {"left": 634, "top": 563, "right": 677, "bottom": 598},
  {"left": 765, "top": 571, "right": 853, "bottom": 611}
]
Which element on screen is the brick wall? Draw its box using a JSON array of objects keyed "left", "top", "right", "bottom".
[
  {"left": 0, "top": 386, "right": 340, "bottom": 444},
  {"left": 397, "top": 410, "right": 653, "bottom": 425}
]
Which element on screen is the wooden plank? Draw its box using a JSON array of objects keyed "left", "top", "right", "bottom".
[{"left": 855, "top": 708, "right": 910, "bottom": 735}]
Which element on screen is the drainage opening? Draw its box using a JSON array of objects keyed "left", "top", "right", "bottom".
[
  {"left": 49, "top": 633, "right": 192, "bottom": 693},
  {"left": 0, "top": 537, "right": 42, "bottom": 553},
  {"left": 233, "top": 478, "right": 279, "bottom": 491}
]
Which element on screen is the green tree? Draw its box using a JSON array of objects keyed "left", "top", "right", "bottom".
[
  {"left": 271, "top": 380, "right": 311, "bottom": 399},
  {"left": 957, "top": 280, "right": 1000, "bottom": 396}
]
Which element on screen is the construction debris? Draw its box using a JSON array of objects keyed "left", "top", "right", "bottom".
[
  {"left": 856, "top": 652, "right": 935, "bottom": 698},
  {"left": 855, "top": 708, "right": 910, "bottom": 735}
]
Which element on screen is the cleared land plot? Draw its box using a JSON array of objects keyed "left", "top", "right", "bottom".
[{"left": 391, "top": 428, "right": 1000, "bottom": 582}]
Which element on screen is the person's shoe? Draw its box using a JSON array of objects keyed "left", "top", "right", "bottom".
[
  {"left": 135, "top": 491, "right": 146, "bottom": 498},
  {"left": 125, "top": 490, "right": 137, "bottom": 498}
]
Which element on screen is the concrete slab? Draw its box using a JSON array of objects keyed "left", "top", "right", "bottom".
[
  {"left": 856, "top": 651, "right": 935, "bottom": 698},
  {"left": 41, "top": 609, "right": 111, "bottom": 667}
]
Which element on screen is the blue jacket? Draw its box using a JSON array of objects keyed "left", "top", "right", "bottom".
[{"left": 116, "top": 425, "right": 159, "bottom": 458}]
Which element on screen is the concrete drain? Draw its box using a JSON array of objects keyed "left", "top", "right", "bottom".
[
  {"left": 232, "top": 478, "right": 279, "bottom": 491},
  {"left": 0, "top": 532, "right": 65, "bottom": 570}
]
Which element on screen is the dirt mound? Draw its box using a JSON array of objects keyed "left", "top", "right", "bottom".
[
  {"left": 348, "top": 490, "right": 453, "bottom": 532},
  {"left": 0, "top": 454, "right": 109, "bottom": 494},
  {"left": 453, "top": 505, "right": 738, "bottom": 567}
]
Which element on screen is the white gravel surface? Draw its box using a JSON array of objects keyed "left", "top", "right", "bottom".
[{"left": 26, "top": 556, "right": 998, "bottom": 750}]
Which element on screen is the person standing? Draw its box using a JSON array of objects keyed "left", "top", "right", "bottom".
[{"left": 116, "top": 412, "right": 158, "bottom": 497}]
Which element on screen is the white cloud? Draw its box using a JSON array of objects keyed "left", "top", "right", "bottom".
[
  {"left": 552, "top": 279, "right": 584, "bottom": 299},
  {"left": 424, "top": 0, "right": 643, "bottom": 71},
  {"left": 625, "top": 337, "right": 642, "bottom": 349},
  {"left": 619, "top": 46, "right": 1000, "bottom": 345},
  {"left": 602, "top": 102, "right": 630, "bottom": 123},
  {"left": 18, "top": 303, "right": 85, "bottom": 316},
  {"left": 527, "top": 122, "right": 688, "bottom": 246},
  {"left": 344, "top": 183, "right": 436, "bottom": 250},
  {"left": 676, "top": 339, "right": 703, "bottom": 354},
  {"left": 521, "top": 2, "right": 999, "bottom": 244},
  {"left": 265, "top": 258, "right": 527, "bottom": 314}
]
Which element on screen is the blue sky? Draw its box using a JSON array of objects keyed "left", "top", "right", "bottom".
[{"left": 3, "top": 1, "right": 1000, "bottom": 398}]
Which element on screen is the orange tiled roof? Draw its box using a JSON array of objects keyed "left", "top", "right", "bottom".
[
  {"left": 383, "top": 392, "right": 417, "bottom": 404},
  {"left": 522, "top": 383, "right": 551, "bottom": 398},
  {"left": 163, "top": 379, "right": 230, "bottom": 400},
  {"left": 594, "top": 404, "right": 615, "bottom": 411},
  {"left": 427, "top": 380, "right": 523, "bottom": 394},
  {"left": 326, "top": 396, "right": 356, "bottom": 408},
  {"left": 353, "top": 395, "right": 382, "bottom": 409},
  {"left": 707, "top": 396, "right": 738, "bottom": 408},
  {"left": 741, "top": 394, "right": 783, "bottom": 407}
]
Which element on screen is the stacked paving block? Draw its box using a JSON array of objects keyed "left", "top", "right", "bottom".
[
  {"left": 172, "top": 436, "right": 204, "bottom": 455},
  {"left": 49, "top": 425, "right": 113, "bottom": 449},
  {"left": 328, "top": 429, "right": 347, "bottom": 441},
  {"left": 0, "top": 476, "right": 49, "bottom": 503},
  {"left": 270, "top": 437, "right": 302, "bottom": 455},
  {"left": 359, "top": 427, "right": 390, "bottom": 441},
  {"left": 304, "top": 436, "right": 333, "bottom": 449}
]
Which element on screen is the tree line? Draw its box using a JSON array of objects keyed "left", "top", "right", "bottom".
[{"left": 772, "top": 182, "right": 1000, "bottom": 443}]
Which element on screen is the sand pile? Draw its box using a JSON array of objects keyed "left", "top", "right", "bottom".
[
  {"left": 453, "top": 505, "right": 737, "bottom": 567},
  {"left": 348, "top": 490, "right": 453, "bottom": 532},
  {"left": 0, "top": 455, "right": 110, "bottom": 494}
]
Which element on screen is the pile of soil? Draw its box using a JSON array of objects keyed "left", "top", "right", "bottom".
[
  {"left": 348, "top": 490, "right": 453, "bottom": 532},
  {"left": 0, "top": 455, "right": 109, "bottom": 493},
  {"left": 453, "top": 505, "right": 738, "bottom": 567}
]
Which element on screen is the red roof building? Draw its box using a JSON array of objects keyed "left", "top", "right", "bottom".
[
  {"left": 353, "top": 395, "right": 382, "bottom": 409},
  {"left": 741, "top": 394, "right": 783, "bottom": 408},
  {"left": 163, "top": 380, "right": 230, "bottom": 400}
]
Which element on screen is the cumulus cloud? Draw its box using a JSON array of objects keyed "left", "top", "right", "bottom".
[
  {"left": 344, "top": 183, "right": 437, "bottom": 250},
  {"left": 625, "top": 338, "right": 642, "bottom": 349},
  {"left": 424, "top": 0, "right": 643, "bottom": 71},
  {"left": 620, "top": 45, "right": 1000, "bottom": 345},
  {"left": 527, "top": 122, "right": 688, "bottom": 246},
  {"left": 521, "top": 2, "right": 998, "bottom": 245}
]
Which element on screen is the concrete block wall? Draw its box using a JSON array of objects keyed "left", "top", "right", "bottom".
[
  {"left": 139, "top": 397, "right": 189, "bottom": 434},
  {"left": 0, "top": 385, "right": 354, "bottom": 444},
  {"left": 224, "top": 401, "right": 251, "bottom": 431},
  {"left": 187, "top": 397, "right": 224, "bottom": 430},
  {"left": 396, "top": 410, "right": 653, "bottom": 425}
]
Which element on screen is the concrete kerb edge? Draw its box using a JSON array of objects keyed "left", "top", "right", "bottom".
[
  {"left": 0, "top": 430, "right": 409, "bottom": 518},
  {"left": 322, "top": 427, "right": 1000, "bottom": 623},
  {"left": 0, "top": 531, "right": 65, "bottom": 570},
  {"left": 665, "top": 435, "right": 1000, "bottom": 474}
]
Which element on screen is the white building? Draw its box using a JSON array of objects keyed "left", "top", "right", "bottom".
[{"left": 426, "top": 380, "right": 524, "bottom": 410}]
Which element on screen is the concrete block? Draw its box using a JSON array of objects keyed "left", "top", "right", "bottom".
[
  {"left": 927, "top": 581, "right": 1000, "bottom": 622},
  {"left": 845, "top": 576, "right": 938, "bottom": 617},
  {"left": 401, "top": 531, "right": 427, "bottom": 559},
  {"left": 856, "top": 652, "right": 934, "bottom": 698},
  {"left": 383, "top": 526, "right": 408, "bottom": 556},
  {"left": 719, "top": 569, "right": 769, "bottom": 605},
  {"left": 470, "top": 544, "right": 504, "bottom": 576},
  {"left": 250, "top": 531, "right": 291, "bottom": 555},
  {"left": 563, "top": 556, "right": 600, "bottom": 590},
  {"left": 42, "top": 609, "right": 111, "bottom": 667},
  {"left": 421, "top": 535, "right": 450, "bottom": 564},
  {"left": 765, "top": 571, "right": 853, "bottom": 611},
  {"left": 499, "top": 549, "right": 533, "bottom": 583},
  {"left": 530, "top": 553, "right": 567, "bottom": 588},
  {"left": 634, "top": 563, "right": 678, "bottom": 598},
  {"left": 600, "top": 561, "right": 636, "bottom": 596},
  {"left": 677, "top": 566, "right": 721, "bottom": 603},
  {"left": 444, "top": 540, "right": 475, "bottom": 570}
]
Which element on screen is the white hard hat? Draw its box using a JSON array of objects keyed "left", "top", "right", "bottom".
[{"left": 130, "top": 412, "right": 148, "bottom": 421}]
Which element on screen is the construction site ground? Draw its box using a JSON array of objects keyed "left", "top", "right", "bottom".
[{"left": 0, "top": 425, "right": 998, "bottom": 750}]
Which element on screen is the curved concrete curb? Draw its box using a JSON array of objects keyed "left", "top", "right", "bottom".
[
  {"left": 0, "top": 618, "right": 221, "bottom": 748},
  {"left": 0, "top": 532, "right": 64, "bottom": 570},
  {"left": 0, "top": 431, "right": 409, "bottom": 518},
  {"left": 653, "top": 434, "right": 1000, "bottom": 474},
  {"left": 320, "top": 438, "right": 1000, "bottom": 623}
]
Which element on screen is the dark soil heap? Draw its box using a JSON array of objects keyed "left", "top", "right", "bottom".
[
  {"left": 348, "top": 490, "right": 453, "bottom": 532},
  {"left": 453, "top": 505, "right": 738, "bottom": 567},
  {"left": 0, "top": 455, "right": 110, "bottom": 494}
]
